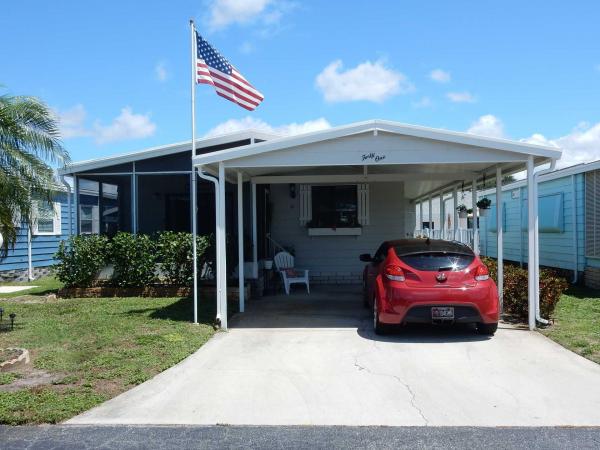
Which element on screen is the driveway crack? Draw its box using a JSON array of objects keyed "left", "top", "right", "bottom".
[{"left": 353, "top": 352, "right": 429, "bottom": 425}]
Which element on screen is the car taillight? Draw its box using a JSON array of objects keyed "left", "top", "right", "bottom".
[
  {"left": 474, "top": 265, "right": 489, "bottom": 281},
  {"left": 385, "top": 265, "right": 405, "bottom": 282}
]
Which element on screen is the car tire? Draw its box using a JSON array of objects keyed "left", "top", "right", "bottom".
[
  {"left": 373, "top": 297, "right": 389, "bottom": 335},
  {"left": 477, "top": 322, "right": 498, "bottom": 335}
]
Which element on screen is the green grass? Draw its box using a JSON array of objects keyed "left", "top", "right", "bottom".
[
  {"left": 0, "top": 295, "right": 216, "bottom": 424},
  {"left": 541, "top": 286, "right": 600, "bottom": 365},
  {"left": 0, "top": 276, "right": 63, "bottom": 298}
]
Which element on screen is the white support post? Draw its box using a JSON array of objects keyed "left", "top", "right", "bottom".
[
  {"left": 428, "top": 195, "right": 432, "bottom": 232},
  {"left": 496, "top": 166, "right": 504, "bottom": 313},
  {"left": 237, "top": 171, "right": 245, "bottom": 313},
  {"left": 251, "top": 181, "right": 258, "bottom": 279},
  {"left": 472, "top": 180, "right": 479, "bottom": 254},
  {"left": 218, "top": 162, "right": 228, "bottom": 330},
  {"left": 439, "top": 192, "right": 444, "bottom": 237},
  {"left": 452, "top": 187, "right": 458, "bottom": 239},
  {"left": 418, "top": 201, "right": 423, "bottom": 231},
  {"left": 526, "top": 156, "right": 536, "bottom": 330}
]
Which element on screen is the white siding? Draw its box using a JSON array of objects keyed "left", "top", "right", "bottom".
[{"left": 270, "top": 182, "right": 410, "bottom": 283}]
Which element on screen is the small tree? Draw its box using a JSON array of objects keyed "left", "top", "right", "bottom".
[{"left": 0, "top": 91, "right": 70, "bottom": 254}]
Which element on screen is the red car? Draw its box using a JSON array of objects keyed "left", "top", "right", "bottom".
[{"left": 360, "top": 238, "right": 499, "bottom": 335}]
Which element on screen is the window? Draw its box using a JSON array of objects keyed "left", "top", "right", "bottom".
[
  {"left": 32, "top": 200, "right": 61, "bottom": 235},
  {"left": 137, "top": 174, "right": 190, "bottom": 234},
  {"left": 78, "top": 176, "right": 131, "bottom": 236},
  {"left": 310, "top": 185, "right": 358, "bottom": 228}
]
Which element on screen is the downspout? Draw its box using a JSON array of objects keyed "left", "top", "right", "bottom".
[
  {"left": 533, "top": 159, "right": 557, "bottom": 325},
  {"left": 60, "top": 175, "right": 73, "bottom": 236},
  {"left": 197, "top": 165, "right": 222, "bottom": 324},
  {"left": 571, "top": 174, "right": 578, "bottom": 283}
]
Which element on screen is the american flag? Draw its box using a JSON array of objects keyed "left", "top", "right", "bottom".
[{"left": 195, "top": 32, "right": 264, "bottom": 111}]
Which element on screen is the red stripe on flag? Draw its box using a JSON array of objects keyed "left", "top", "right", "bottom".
[{"left": 208, "top": 71, "right": 262, "bottom": 104}]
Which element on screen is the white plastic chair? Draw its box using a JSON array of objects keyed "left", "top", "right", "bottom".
[{"left": 273, "top": 251, "right": 310, "bottom": 295}]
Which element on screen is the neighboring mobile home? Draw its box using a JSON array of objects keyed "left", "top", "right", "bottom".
[
  {"left": 0, "top": 188, "right": 72, "bottom": 281},
  {"left": 478, "top": 160, "right": 600, "bottom": 290}
]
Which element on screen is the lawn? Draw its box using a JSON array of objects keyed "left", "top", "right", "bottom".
[
  {"left": 542, "top": 286, "right": 600, "bottom": 365},
  {"left": 0, "top": 295, "right": 216, "bottom": 424},
  {"left": 0, "top": 276, "right": 62, "bottom": 298}
]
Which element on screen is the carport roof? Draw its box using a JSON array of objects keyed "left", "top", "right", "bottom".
[{"left": 192, "top": 119, "right": 562, "bottom": 167}]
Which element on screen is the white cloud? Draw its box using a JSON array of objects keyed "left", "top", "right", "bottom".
[
  {"left": 315, "top": 59, "right": 414, "bottom": 103},
  {"left": 522, "top": 121, "right": 600, "bottom": 168},
  {"left": 204, "top": 116, "right": 331, "bottom": 137},
  {"left": 53, "top": 105, "right": 157, "bottom": 144},
  {"left": 53, "top": 104, "right": 89, "bottom": 139},
  {"left": 467, "top": 114, "right": 505, "bottom": 139},
  {"left": 429, "top": 69, "right": 451, "bottom": 83},
  {"left": 412, "top": 96, "right": 432, "bottom": 108},
  {"left": 446, "top": 91, "right": 476, "bottom": 103},
  {"left": 155, "top": 61, "right": 168, "bottom": 82},
  {"left": 239, "top": 41, "right": 254, "bottom": 54},
  {"left": 206, "top": 0, "right": 292, "bottom": 32},
  {"left": 93, "top": 108, "right": 156, "bottom": 144},
  {"left": 466, "top": 114, "right": 600, "bottom": 170}
]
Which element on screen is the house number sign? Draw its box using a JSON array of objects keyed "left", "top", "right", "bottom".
[{"left": 361, "top": 152, "right": 386, "bottom": 162}]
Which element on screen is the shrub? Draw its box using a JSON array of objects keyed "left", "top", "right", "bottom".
[
  {"left": 110, "top": 232, "right": 157, "bottom": 287},
  {"left": 54, "top": 235, "right": 109, "bottom": 287},
  {"left": 481, "top": 257, "right": 568, "bottom": 320},
  {"left": 156, "top": 231, "right": 211, "bottom": 285}
]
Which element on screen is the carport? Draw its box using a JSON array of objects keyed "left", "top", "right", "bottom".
[{"left": 191, "top": 120, "right": 562, "bottom": 330}]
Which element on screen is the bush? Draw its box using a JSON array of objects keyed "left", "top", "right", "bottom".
[
  {"left": 54, "top": 235, "right": 109, "bottom": 288},
  {"left": 109, "top": 232, "right": 157, "bottom": 287},
  {"left": 156, "top": 231, "right": 211, "bottom": 285},
  {"left": 481, "top": 257, "right": 568, "bottom": 320}
]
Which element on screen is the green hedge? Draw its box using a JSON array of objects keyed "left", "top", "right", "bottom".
[
  {"left": 110, "top": 232, "right": 157, "bottom": 287},
  {"left": 55, "top": 232, "right": 212, "bottom": 288},
  {"left": 55, "top": 235, "right": 109, "bottom": 288},
  {"left": 481, "top": 257, "right": 568, "bottom": 320},
  {"left": 156, "top": 231, "right": 211, "bottom": 285}
]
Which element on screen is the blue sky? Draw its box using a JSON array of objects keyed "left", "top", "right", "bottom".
[{"left": 2, "top": 1, "right": 599, "bottom": 167}]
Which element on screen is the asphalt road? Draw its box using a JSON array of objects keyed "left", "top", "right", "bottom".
[{"left": 1, "top": 426, "right": 600, "bottom": 449}]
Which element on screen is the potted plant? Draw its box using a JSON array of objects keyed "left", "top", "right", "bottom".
[
  {"left": 456, "top": 204, "right": 468, "bottom": 219},
  {"left": 476, "top": 197, "right": 492, "bottom": 217}
]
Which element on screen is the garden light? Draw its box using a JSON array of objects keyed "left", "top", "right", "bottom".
[{"left": 9, "top": 313, "right": 16, "bottom": 331}]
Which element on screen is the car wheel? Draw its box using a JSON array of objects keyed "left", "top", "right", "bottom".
[
  {"left": 477, "top": 322, "right": 498, "bottom": 335},
  {"left": 373, "top": 297, "right": 389, "bottom": 335}
]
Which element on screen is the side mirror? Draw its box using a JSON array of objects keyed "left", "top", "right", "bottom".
[{"left": 359, "top": 253, "right": 372, "bottom": 262}]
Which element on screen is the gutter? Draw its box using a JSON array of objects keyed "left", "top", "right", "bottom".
[
  {"left": 533, "top": 159, "right": 557, "bottom": 325},
  {"left": 196, "top": 166, "right": 222, "bottom": 325},
  {"left": 571, "top": 174, "right": 578, "bottom": 283}
]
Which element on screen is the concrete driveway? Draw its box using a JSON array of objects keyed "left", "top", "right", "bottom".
[{"left": 67, "top": 286, "right": 600, "bottom": 426}]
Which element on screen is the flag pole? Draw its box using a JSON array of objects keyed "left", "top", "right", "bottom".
[{"left": 190, "top": 19, "right": 198, "bottom": 325}]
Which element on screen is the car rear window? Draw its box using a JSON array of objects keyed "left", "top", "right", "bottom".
[{"left": 397, "top": 251, "right": 474, "bottom": 272}]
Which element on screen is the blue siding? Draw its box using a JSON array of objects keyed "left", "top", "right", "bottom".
[
  {"left": 480, "top": 174, "right": 585, "bottom": 272},
  {"left": 0, "top": 192, "right": 73, "bottom": 272}
]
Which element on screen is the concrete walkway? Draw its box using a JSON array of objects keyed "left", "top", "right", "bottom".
[
  {"left": 0, "top": 285, "right": 36, "bottom": 293},
  {"left": 67, "top": 287, "right": 600, "bottom": 426}
]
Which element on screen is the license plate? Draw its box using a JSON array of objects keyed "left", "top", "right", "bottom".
[{"left": 431, "top": 306, "right": 454, "bottom": 320}]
